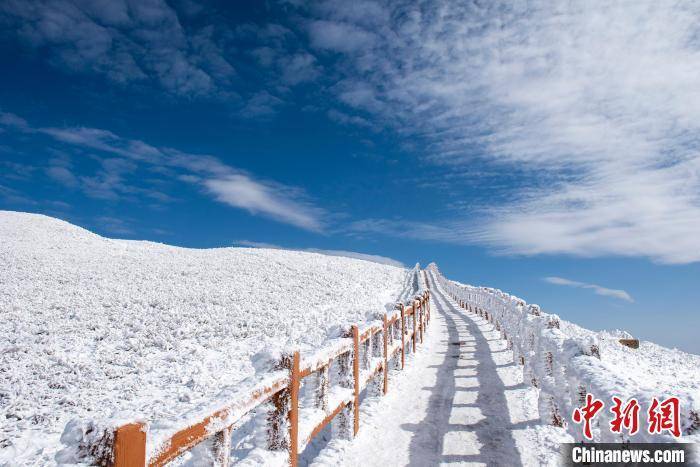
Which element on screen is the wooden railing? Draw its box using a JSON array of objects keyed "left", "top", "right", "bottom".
[{"left": 98, "top": 288, "right": 432, "bottom": 466}]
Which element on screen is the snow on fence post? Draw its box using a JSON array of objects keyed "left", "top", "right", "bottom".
[
  {"left": 335, "top": 344, "right": 353, "bottom": 439},
  {"left": 315, "top": 363, "right": 330, "bottom": 412},
  {"left": 212, "top": 426, "right": 232, "bottom": 467},
  {"left": 400, "top": 304, "right": 406, "bottom": 369},
  {"left": 383, "top": 313, "right": 389, "bottom": 395},
  {"left": 268, "top": 353, "right": 296, "bottom": 454},
  {"left": 352, "top": 325, "right": 360, "bottom": 436},
  {"left": 424, "top": 292, "right": 429, "bottom": 324},
  {"left": 111, "top": 422, "right": 146, "bottom": 467},
  {"left": 419, "top": 301, "right": 424, "bottom": 344},
  {"left": 412, "top": 301, "right": 417, "bottom": 353}
]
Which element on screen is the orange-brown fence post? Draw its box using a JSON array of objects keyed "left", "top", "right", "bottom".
[
  {"left": 111, "top": 422, "right": 146, "bottom": 467},
  {"left": 382, "top": 313, "right": 388, "bottom": 395},
  {"left": 400, "top": 305, "right": 406, "bottom": 369},
  {"left": 352, "top": 325, "right": 360, "bottom": 436},
  {"left": 289, "top": 351, "right": 300, "bottom": 467},
  {"left": 213, "top": 426, "right": 232, "bottom": 467},
  {"left": 412, "top": 301, "right": 417, "bottom": 353}
]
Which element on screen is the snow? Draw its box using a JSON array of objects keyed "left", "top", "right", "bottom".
[
  {"left": 309, "top": 269, "right": 570, "bottom": 466},
  {"left": 0, "top": 211, "right": 412, "bottom": 465},
  {"left": 430, "top": 263, "right": 700, "bottom": 446},
  {"left": 3, "top": 210, "right": 697, "bottom": 466}
]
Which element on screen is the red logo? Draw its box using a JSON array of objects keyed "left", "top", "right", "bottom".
[
  {"left": 572, "top": 394, "right": 682, "bottom": 439},
  {"left": 648, "top": 396, "right": 681, "bottom": 438},
  {"left": 610, "top": 396, "right": 640, "bottom": 435},
  {"left": 572, "top": 393, "right": 604, "bottom": 440}
]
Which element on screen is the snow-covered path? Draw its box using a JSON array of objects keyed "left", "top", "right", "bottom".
[{"left": 311, "top": 273, "right": 565, "bottom": 466}]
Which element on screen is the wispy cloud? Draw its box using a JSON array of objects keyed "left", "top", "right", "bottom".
[
  {"left": 307, "top": 20, "right": 376, "bottom": 53},
  {"left": 544, "top": 276, "right": 633, "bottom": 303},
  {"left": 295, "top": 0, "right": 700, "bottom": 264},
  {"left": 1, "top": 111, "right": 327, "bottom": 231},
  {"left": 0, "top": 0, "right": 236, "bottom": 97},
  {"left": 347, "top": 218, "right": 470, "bottom": 245},
  {"left": 95, "top": 215, "right": 134, "bottom": 236},
  {"left": 205, "top": 175, "right": 324, "bottom": 232}
]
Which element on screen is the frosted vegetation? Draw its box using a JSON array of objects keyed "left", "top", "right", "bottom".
[
  {"left": 0, "top": 211, "right": 411, "bottom": 464},
  {"left": 430, "top": 264, "right": 700, "bottom": 444},
  {"left": 2, "top": 211, "right": 698, "bottom": 465}
]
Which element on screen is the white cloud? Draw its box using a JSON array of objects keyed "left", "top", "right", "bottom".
[
  {"left": 279, "top": 52, "right": 320, "bottom": 85},
  {"left": 45, "top": 166, "right": 78, "bottom": 188},
  {"left": 240, "top": 91, "right": 284, "bottom": 118},
  {"left": 305, "top": 0, "right": 700, "bottom": 264},
  {"left": 347, "top": 218, "right": 469, "bottom": 245},
  {"left": 307, "top": 20, "right": 375, "bottom": 53},
  {"left": 205, "top": 175, "right": 324, "bottom": 232},
  {"left": 544, "top": 276, "right": 634, "bottom": 303},
  {"left": 2, "top": 112, "right": 327, "bottom": 231},
  {"left": 326, "top": 109, "right": 373, "bottom": 129},
  {"left": 95, "top": 215, "right": 134, "bottom": 236},
  {"left": 0, "top": 111, "right": 29, "bottom": 130},
  {"left": 0, "top": 0, "right": 235, "bottom": 97}
]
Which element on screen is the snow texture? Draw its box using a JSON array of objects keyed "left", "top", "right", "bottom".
[
  {"left": 0, "top": 211, "right": 411, "bottom": 465},
  {"left": 310, "top": 270, "right": 570, "bottom": 467},
  {"left": 430, "top": 263, "right": 700, "bottom": 446}
]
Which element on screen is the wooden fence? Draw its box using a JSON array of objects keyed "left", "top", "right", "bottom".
[{"left": 100, "top": 289, "right": 431, "bottom": 467}]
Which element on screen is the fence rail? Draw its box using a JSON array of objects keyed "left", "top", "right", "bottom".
[
  {"left": 428, "top": 264, "right": 700, "bottom": 443},
  {"left": 94, "top": 283, "right": 431, "bottom": 466}
]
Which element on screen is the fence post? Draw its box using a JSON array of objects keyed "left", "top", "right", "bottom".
[
  {"left": 213, "top": 426, "right": 232, "bottom": 467},
  {"left": 426, "top": 294, "right": 430, "bottom": 324},
  {"left": 419, "top": 302, "right": 424, "bottom": 344},
  {"left": 400, "top": 305, "right": 406, "bottom": 369},
  {"left": 335, "top": 346, "right": 353, "bottom": 439},
  {"left": 315, "top": 364, "right": 329, "bottom": 412},
  {"left": 111, "top": 422, "right": 146, "bottom": 467},
  {"left": 424, "top": 294, "right": 429, "bottom": 324},
  {"left": 382, "top": 313, "right": 388, "bottom": 394},
  {"left": 352, "top": 325, "right": 360, "bottom": 436},
  {"left": 268, "top": 355, "right": 292, "bottom": 453},
  {"left": 412, "top": 301, "right": 417, "bottom": 353},
  {"left": 289, "top": 351, "right": 300, "bottom": 467}
]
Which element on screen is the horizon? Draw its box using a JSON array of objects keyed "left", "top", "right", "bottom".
[
  {"left": 2, "top": 1, "right": 700, "bottom": 355},
  {"left": 3, "top": 208, "right": 697, "bottom": 356}
]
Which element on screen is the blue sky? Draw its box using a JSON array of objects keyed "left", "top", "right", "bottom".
[{"left": 1, "top": 0, "right": 699, "bottom": 353}]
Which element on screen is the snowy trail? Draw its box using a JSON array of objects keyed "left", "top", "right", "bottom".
[{"left": 311, "top": 272, "right": 564, "bottom": 466}]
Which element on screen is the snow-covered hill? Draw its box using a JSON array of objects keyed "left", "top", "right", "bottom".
[{"left": 0, "top": 211, "right": 411, "bottom": 465}]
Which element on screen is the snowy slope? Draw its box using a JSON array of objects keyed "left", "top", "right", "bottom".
[
  {"left": 430, "top": 263, "right": 700, "bottom": 444},
  {"left": 0, "top": 211, "right": 411, "bottom": 465}
]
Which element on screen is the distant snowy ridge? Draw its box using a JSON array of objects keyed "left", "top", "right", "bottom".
[
  {"left": 428, "top": 263, "right": 700, "bottom": 444},
  {"left": 236, "top": 240, "right": 404, "bottom": 268},
  {"left": 0, "top": 211, "right": 417, "bottom": 465}
]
